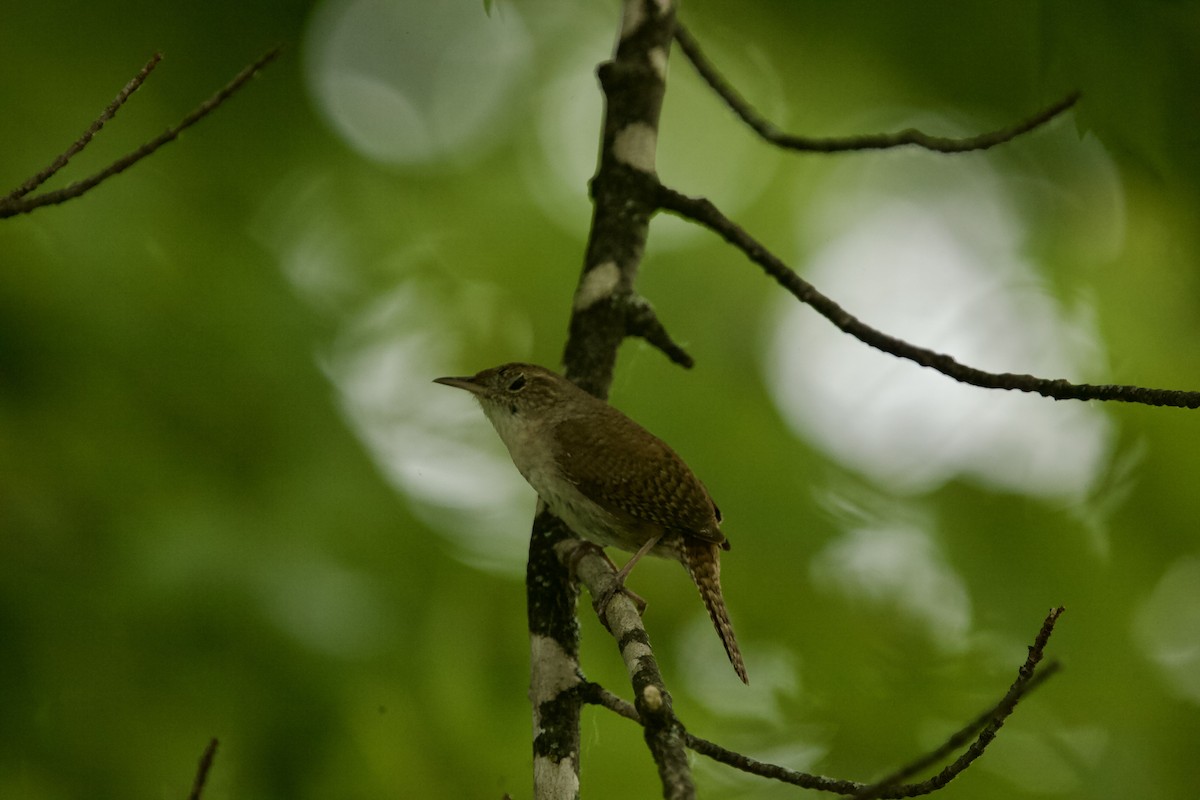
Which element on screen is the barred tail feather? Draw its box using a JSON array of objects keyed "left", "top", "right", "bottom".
[{"left": 682, "top": 539, "right": 748, "bottom": 684}]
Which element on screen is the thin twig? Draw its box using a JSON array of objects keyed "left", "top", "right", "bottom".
[
  {"left": 583, "top": 609, "right": 1065, "bottom": 797},
  {"left": 855, "top": 608, "right": 1065, "bottom": 798},
  {"left": 578, "top": 680, "right": 642, "bottom": 723},
  {"left": 187, "top": 738, "right": 219, "bottom": 800},
  {"left": 0, "top": 47, "right": 280, "bottom": 219},
  {"left": 581, "top": 682, "right": 886, "bottom": 793},
  {"left": 5, "top": 53, "right": 164, "bottom": 202},
  {"left": 656, "top": 185, "right": 1200, "bottom": 408},
  {"left": 675, "top": 22, "right": 1079, "bottom": 154},
  {"left": 856, "top": 666, "right": 1060, "bottom": 799}
]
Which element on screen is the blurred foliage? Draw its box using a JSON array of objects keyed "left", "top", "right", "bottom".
[{"left": 2, "top": 1, "right": 1199, "bottom": 799}]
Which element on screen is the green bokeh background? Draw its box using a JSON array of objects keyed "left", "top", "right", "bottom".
[{"left": 2, "top": 1, "right": 1199, "bottom": 798}]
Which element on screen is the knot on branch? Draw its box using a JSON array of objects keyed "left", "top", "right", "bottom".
[{"left": 635, "top": 680, "right": 676, "bottom": 729}]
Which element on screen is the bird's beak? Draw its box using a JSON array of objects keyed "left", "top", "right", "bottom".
[{"left": 433, "top": 375, "right": 486, "bottom": 395}]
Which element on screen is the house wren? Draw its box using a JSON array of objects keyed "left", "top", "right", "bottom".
[{"left": 434, "top": 362, "right": 747, "bottom": 683}]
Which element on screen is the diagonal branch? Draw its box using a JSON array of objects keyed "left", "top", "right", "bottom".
[
  {"left": 0, "top": 47, "right": 280, "bottom": 219},
  {"left": 186, "top": 738, "right": 219, "bottom": 800},
  {"left": 674, "top": 22, "right": 1079, "bottom": 154},
  {"left": 853, "top": 607, "right": 1064, "bottom": 799},
  {"left": 4, "top": 53, "right": 163, "bottom": 202},
  {"left": 854, "top": 664, "right": 1060, "bottom": 798},
  {"left": 557, "top": 539, "right": 675, "bottom": 688},
  {"left": 656, "top": 185, "right": 1200, "bottom": 409},
  {"left": 557, "top": 536, "right": 696, "bottom": 799},
  {"left": 581, "top": 608, "right": 1065, "bottom": 797}
]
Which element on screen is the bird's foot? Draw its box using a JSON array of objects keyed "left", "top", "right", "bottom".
[
  {"left": 562, "top": 540, "right": 649, "bottom": 621},
  {"left": 593, "top": 581, "right": 648, "bottom": 618}
]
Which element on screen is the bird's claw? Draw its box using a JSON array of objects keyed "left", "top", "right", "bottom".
[{"left": 593, "top": 580, "right": 648, "bottom": 620}]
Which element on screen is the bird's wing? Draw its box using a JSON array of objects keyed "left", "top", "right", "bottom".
[{"left": 552, "top": 411, "right": 726, "bottom": 546}]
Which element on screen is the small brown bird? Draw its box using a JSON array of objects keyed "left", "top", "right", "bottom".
[{"left": 434, "top": 362, "right": 747, "bottom": 683}]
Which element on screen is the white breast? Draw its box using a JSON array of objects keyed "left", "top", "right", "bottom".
[{"left": 482, "top": 403, "right": 627, "bottom": 550}]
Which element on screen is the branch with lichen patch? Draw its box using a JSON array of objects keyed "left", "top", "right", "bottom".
[
  {"left": 534, "top": 2, "right": 685, "bottom": 798},
  {"left": 556, "top": 537, "right": 695, "bottom": 800}
]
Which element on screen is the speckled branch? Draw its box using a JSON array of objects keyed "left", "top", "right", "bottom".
[
  {"left": 561, "top": 1, "right": 689, "bottom": 394},
  {"left": 529, "top": 1, "right": 691, "bottom": 799},
  {"left": 558, "top": 539, "right": 694, "bottom": 797}
]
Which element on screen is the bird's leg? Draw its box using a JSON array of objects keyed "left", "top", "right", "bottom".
[
  {"left": 595, "top": 534, "right": 661, "bottom": 616},
  {"left": 561, "top": 539, "right": 648, "bottom": 618},
  {"left": 565, "top": 536, "right": 661, "bottom": 619},
  {"left": 563, "top": 538, "right": 606, "bottom": 577},
  {"left": 614, "top": 534, "right": 661, "bottom": 584}
]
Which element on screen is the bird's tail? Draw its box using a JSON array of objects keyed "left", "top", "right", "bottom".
[{"left": 682, "top": 539, "right": 748, "bottom": 684}]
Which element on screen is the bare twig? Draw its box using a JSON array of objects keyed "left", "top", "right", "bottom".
[
  {"left": 656, "top": 185, "right": 1200, "bottom": 408},
  {"left": 581, "top": 609, "right": 1064, "bottom": 797},
  {"left": 674, "top": 22, "right": 1079, "bottom": 154},
  {"left": 854, "top": 667, "right": 1060, "bottom": 799},
  {"left": 4, "top": 53, "right": 164, "bottom": 202},
  {"left": 187, "top": 738, "right": 219, "bottom": 800},
  {"left": 854, "top": 607, "right": 1065, "bottom": 798},
  {"left": 0, "top": 47, "right": 280, "bottom": 219},
  {"left": 578, "top": 680, "right": 642, "bottom": 723}
]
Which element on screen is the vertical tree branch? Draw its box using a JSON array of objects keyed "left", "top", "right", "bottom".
[
  {"left": 528, "top": 507, "right": 584, "bottom": 800},
  {"left": 560, "top": 0, "right": 678, "bottom": 396},
  {"left": 528, "top": 1, "right": 683, "bottom": 798}
]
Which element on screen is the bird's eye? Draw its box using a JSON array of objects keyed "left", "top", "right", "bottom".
[{"left": 507, "top": 374, "right": 527, "bottom": 392}]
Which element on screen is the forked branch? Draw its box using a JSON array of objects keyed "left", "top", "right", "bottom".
[
  {"left": 580, "top": 608, "right": 1065, "bottom": 797},
  {"left": 674, "top": 22, "right": 1079, "bottom": 154},
  {"left": 541, "top": 8, "right": 1098, "bottom": 798},
  {"left": 0, "top": 47, "right": 279, "bottom": 219},
  {"left": 5, "top": 53, "right": 164, "bottom": 202}
]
